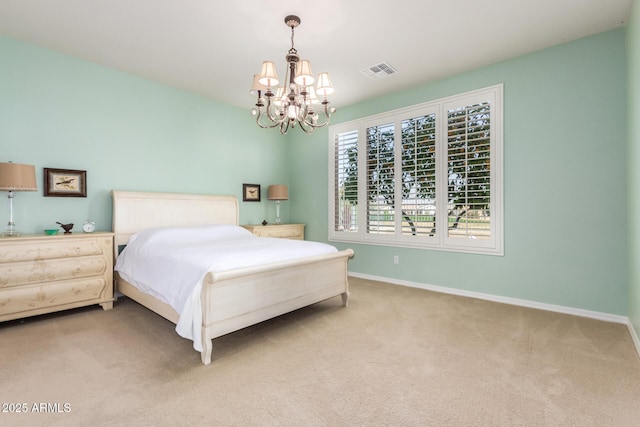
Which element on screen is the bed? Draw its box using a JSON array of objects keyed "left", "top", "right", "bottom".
[{"left": 111, "top": 190, "right": 353, "bottom": 365}]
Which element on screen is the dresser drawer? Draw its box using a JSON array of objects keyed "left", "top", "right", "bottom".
[
  {"left": 0, "top": 277, "right": 109, "bottom": 320},
  {"left": 0, "top": 237, "right": 110, "bottom": 263},
  {"left": 0, "top": 255, "right": 108, "bottom": 289}
]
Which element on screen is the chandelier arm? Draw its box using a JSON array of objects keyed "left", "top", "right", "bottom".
[
  {"left": 296, "top": 90, "right": 333, "bottom": 129},
  {"left": 301, "top": 107, "right": 332, "bottom": 128},
  {"left": 259, "top": 116, "right": 284, "bottom": 129},
  {"left": 297, "top": 119, "right": 316, "bottom": 133},
  {"left": 255, "top": 105, "right": 284, "bottom": 129},
  {"left": 264, "top": 96, "right": 286, "bottom": 125},
  {"left": 280, "top": 119, "right": 291, "bottom": 135},
  {"left": 297, "top": 99, "right": 309, "bottom": 121},
  {"left": 302, "top": 119, "right": 329, "bottom": 129},
  {"left": 254, "top": 110, "right": 268, "bottom": 128},
  {"left": 256, "top": 114, "right": 281, "bottom": 129},
  {"left": 265, "top": 106, "right": 285, "bottom": 125},
  {"left": 316, "top": 103, "right": 334, "bottom": 126}
]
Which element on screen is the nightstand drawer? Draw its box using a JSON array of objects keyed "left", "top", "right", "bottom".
[{"left": 242, "top": 224, "right": 305, "bottom": 240}]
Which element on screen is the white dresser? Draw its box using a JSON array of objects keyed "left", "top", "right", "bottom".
[{"left": 0, "top": 232, "right": 114, "bottom": 322}]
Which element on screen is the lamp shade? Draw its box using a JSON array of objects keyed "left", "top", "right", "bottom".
[
  {"left": 250, "top": 74, "right": 268, "bottom": 97},
  {"left": 267, "top": 185, "right": 288, "bottom": 200},
  {"left": 258, "top": 61, "right": 279, "bottom": 87},
  {"left": 294, "top": 60, "right": 314, "bottom": 86},
  {"left": 316, "top": 72, "right": 334, "bottom": 96},
  {"left": 0, "top": 162, "right": 37, "bottom": 191}
]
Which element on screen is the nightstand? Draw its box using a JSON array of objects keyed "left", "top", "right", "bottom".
[
  {"left": 242, "top": 224, "right": 305, "bottom": 240},
  {"left": 0, "top": 232, "right": 114, "bottom": 322}
]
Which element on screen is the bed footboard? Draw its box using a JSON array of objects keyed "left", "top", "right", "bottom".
[{"left": 199, "top": 249, "right": 353, "bottom": 365}]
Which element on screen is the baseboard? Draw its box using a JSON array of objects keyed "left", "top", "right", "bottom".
[
  {"left": 628, "top": 320, "right": 640, "bottom": 359},
  {"left": 348, "top": 271, "right": 629, "bottom": 324}
]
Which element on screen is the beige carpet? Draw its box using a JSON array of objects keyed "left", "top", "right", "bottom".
[{"left": 1, "top": 277, "right": 639, "bottom": 426}]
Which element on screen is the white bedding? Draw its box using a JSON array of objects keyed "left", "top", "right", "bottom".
[{"left": 115, "top": 224, "right": 338, "bottom": 351}]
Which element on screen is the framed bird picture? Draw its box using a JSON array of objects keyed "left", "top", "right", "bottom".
[
  {"left": 242, "top": 183, "right": 260, "bottom": 202},
  {"left": 44, "top": 168, "right": 87, "bottom": 197}
]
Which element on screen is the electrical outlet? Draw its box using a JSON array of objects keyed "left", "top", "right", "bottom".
[{"left": 393, "top": 255, "right": 399, "bottom": 264}]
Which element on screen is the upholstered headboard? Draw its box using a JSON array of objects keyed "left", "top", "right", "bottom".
[{"left": 111, "top": 190, "right": 239, "bottom": 252}]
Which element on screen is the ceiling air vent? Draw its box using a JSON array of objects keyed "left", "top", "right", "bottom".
[{"left": 360, "top": 62, "right": 397, "bottom": 80}]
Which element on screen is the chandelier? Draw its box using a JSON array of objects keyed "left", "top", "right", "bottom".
[{"left": 250, "top": 15, "right": 335, "bottom": 134}]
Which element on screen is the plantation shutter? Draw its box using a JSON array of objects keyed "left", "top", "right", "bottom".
[
  {"left": 333, "top": 130, "right": 359, "bottom": 232},
  {"left": 446, "top": 102, "right": 492, "bottom": 240},
  {"left": 401, "top": 114, "right": 437, "bottom": 237},
  {"left": 366, "top": 123, "right": 395, "bottom": 234}
]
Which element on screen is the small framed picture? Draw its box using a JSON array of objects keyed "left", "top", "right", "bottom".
[
  {"left": 242, "top": 183, "right": 260, "bottom": 202},
  {"left": 44, "top": 168, "right": 87, "bottom": 197}
]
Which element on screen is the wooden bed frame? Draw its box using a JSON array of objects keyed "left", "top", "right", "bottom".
[{"left": 112, "top": 190, "right": 353, "bottom": 365}]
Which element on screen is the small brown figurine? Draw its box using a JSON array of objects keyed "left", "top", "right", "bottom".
[{"left": 56, "top": 222, "right": 74, "bottom": 234}]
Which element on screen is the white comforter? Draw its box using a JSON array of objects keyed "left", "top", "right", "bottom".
[{"left": 114, "top": 224, "right": 337, "bottom": 351}]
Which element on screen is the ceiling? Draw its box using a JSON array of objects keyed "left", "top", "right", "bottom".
[{"left": 0, "top": 0, "right": 632, "bottom": 110}]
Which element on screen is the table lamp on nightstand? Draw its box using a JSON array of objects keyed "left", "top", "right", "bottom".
[
  {"left": 0, "top": 162, "right": 38, "bottom": 237},
  {"left": 268, "top": 184, "right": 288, "bottom": 225}
]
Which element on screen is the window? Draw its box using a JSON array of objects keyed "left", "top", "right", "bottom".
[{"left": 329, "top": 84, "right": 503, "bottom": 255}]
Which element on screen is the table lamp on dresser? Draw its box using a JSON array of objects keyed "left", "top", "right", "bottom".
[
  {"left": 0, "top": 162, "right": 37, "bottom": 237},
  {"left": 267, "top": 184, "right": 288, "bottom": 225}
]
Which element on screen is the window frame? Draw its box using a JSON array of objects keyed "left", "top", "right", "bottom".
[{"left": 328, "top": 84, "right": 503, "bottom": 256}]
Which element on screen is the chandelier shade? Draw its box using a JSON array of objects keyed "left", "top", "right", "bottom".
[
  {"left": 250, "top": 74, "right": 267, "bottom": 97},
  {"left": 294, "top": 60, "right": 314, "bottom": 86},
  {"left": 258, "top": 61, "right": 279, "bottom": 87},
  {"left": 316, "top": 72, "right": 335, "bottom": 96},
  {"left": 250, "top": 15, "right": 335, "bottom": 134}
]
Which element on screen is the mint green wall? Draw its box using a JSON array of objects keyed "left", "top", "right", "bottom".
[
  {"left": 627, "top": 1, "right": 640, "bottom": 336},
  {"left": 289, "top": 29, "right": 629, "bottom": 315},
  {"left": 0, "top": 29, "right": 630, "bottom": 317},
  {"left": 0, "top": 35, "right": 289, "bottom": 232}
]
